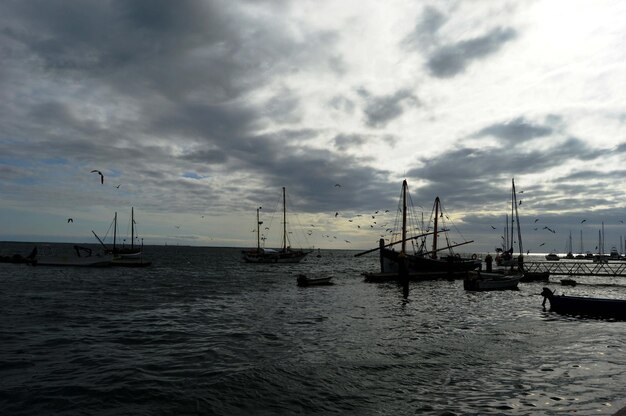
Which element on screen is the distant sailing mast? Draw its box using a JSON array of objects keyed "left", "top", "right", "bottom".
[{"left": 432, "top": 197, "right": 440, "bottom": 259}]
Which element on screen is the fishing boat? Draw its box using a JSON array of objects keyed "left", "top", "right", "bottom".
[
  {"left": 464, "top": 270, "right": 521, "bottom": 291},
  {"left": 31, "top": 245, "right": 112, "bottom": 267},
  {"left": 296, "top": 273, "right": 333, "bottom": 286},
  {"left": 541, "top": 287, "right": 626, "bottom": 319},
  {"left": 242, "top": 187, "right": 311, "bottom": 263},
  {"left": 357, "top": 180, "right": 480, "bottom": 280}
]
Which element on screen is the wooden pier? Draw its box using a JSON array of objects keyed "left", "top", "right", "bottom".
[{"left": 524, "top": 261, "right": 626, "bottom": 277}]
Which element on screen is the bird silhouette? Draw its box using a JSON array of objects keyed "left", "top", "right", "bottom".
[
  {"left": 581, "top": 219, "right": 587, "bottom": 223},
  {"left": 334, "top": 184, "right": 341, "bottom": 187},
  {"left": 534, "top": 219, "right": 539, "bottom": 223},
  {"left": 490, "top": 225, "right": 496, "bottom": 230},
  {"left": 175, "top": 225, "right": 180, "bottom": 229},
  {"left": 115, "top": 184, "right": 121, "bottom": 189},
  {"left": 90, "top": 170, "right": 104, "bottom": 184},
  {"left": 67, "top": 218, "right": 73, "bottom": 223},
  {"left": 518, "top": 200, "right": 522, "bottom": 206},
  {"left": 335, "top": 212, "right": 339, "bottom": 217},
  {"left": 539, "top": 243, "right": 545, "bottom": 246}
]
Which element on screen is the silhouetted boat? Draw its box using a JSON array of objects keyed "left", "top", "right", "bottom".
[
  {"left": 360, "top": 180, "right": 479, "bottom": 279},
  {"left": 541, "top": 287, "right": 626, "bottom": 319},
  {"left": 93, "top": 208, "right": 150, "bottom": 266},
  {"left": 545, "top": 252, "right": 560, "bottom": 261},
  {"left": 560, "top": 278, "right": 577, "bottom": 286},
  {"left": 296, "top": 273, "right": 333, "bottom": 286},
  {"left": 242, "top": 187, "right": 310, "bottom": 263},
  {"left": 464, "top": 270, "right": 521, "bottom": 291}
]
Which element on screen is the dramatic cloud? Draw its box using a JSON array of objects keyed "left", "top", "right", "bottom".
[
  {"left": 358, "top": 88, "right": 418, "bottom": 128},
  {"left": 426, "top": 27, "right": 517, "bottom": 78},
  {"left": 473, "top": 117, "right": 553, "bottom": 143}
]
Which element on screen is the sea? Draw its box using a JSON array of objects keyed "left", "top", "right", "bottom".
[{"left": 0, "top": 242, "right": 625, "bottom": 416}]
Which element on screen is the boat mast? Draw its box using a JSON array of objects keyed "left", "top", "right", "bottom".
[
  {"left": 113, "top": 212, "right": 117, "bottom": 251},
  {"left": 282, "top": 186, "right": 287, "bottom": 252},
  {"left": 432, "top": 197, "right": 440, "bottom": 259},
  {"left": 510, "top": 180, "right": 514, "bottom": 253},
  {"left": 401, "top": 180, "right": 407, "bottom": 255},
  {"left": 131, "top": 207, "right": 134, "bottom": 250},
  {"left": 512, "top": 178, "right": 523, "bottom": 256},
  {"left": 580, "top": 229, "right": 583, "bottom": 254},
  {"left": 256, "top": 207, "right": 262, "bottom": 251}
]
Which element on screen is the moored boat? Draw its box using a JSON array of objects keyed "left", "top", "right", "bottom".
[
  {"left": 521, "top": 271, "right": 550, "bottom": 282},
  {"left": 541, "top": 287, "right": 626, "bottom": 319},
  {"left": 545, "top": 252, "right": 560, "bottom": 261},
  {"left": 357, "top": 180, "right": 480, "bottom": 279},
  {"left": 242, "top": 188, "right": 311, "bottom": 264},
  {"left": 464, "top": 270, "right": 521, "bottom": 291},
  {"left": 296, "top": 273, "right": 333, "bottom": 286}
]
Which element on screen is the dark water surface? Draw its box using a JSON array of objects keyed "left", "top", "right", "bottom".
[{"left": 1, "top": 243, "right": 625, "bottom": 415}]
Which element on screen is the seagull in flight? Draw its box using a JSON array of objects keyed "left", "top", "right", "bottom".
[
  {"left": 115, "top": 184, "right": 121, "bottom": 189},
  {"left": 539, "top": 243, "right": 545, "bottom": 247},
  {"left": 581, "top": 219, "right": 587, "bottom": 224},
  {"left": 334, "top": 184, "right": 341, "bottom": 187},
  {"left": 90, "top": 170, "right": 104, "bottom": 184},
  {"left": 490, "top": 225, "right": 497, "bottom": 230},
  {"left": 67, "top": 218, "right": 73, "bottom": 223},
  {"left": 534, "top": 219, "right": 539, "bottom": 223}
]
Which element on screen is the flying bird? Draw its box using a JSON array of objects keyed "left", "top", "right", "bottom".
[
  {"left": 518, "top": 200, "right": 522, "bottom": 206},
  {"left": 620, "top": 220, "right": 624, "bottom": 224},
  {"left": 90, "top": 170, "right": 104, "bottom": 184},
  {"left": 490, "top": 225, "right": 497, "bottom": 230},
  {"left": 581, "top": 219, "right": 587, "bottom": 223},
  {"left": 115, "top": 184, "right": 121, "bottom": 189},
  {"left": 534, "top": 219, "right": 539, "bottom": 223},
  {"left": 67, "top": 218, "right": 73, "bottom": 223},
  {"left": 335, "top": 212, "right": 339, "bottom": 217},
  {"left": 539, "top": 243, "right": 545, "bottom": 246},
  {"left": 334, "top": 184, "right": 341, "bottom": 187},
  {"left": 175, "top": 225, "right": 180, "bottom": 229}
]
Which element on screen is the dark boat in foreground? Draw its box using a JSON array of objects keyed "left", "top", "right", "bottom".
[{"left": 541, "top": 287, "right": 626, "bottom": 319}]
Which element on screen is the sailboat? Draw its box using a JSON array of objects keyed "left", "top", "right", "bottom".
[
  {"left": 92, "top": 207, "right": 151, "bottom": 267},
  {"left": 359, "top": 180, "right": 480, "bottom": 280},
  {"left": 242, "top": 187, "right": 311, "bottom": 263},
  {"left": 465, "top": 178, "right": 523, "bottom": 290}
]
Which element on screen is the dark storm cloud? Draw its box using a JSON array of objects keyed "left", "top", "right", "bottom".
[
  {"left": 358, "top": 88, "right": 418, "bottom": 128},
  {"left": 427, "top": 27, "right": 517, "bottom": 78},
  {"left": 406, "top": 136, "right": 605, "bottom": 210},
  {"left": 473, "top": 117, "right": 552, "bottom": 143}
]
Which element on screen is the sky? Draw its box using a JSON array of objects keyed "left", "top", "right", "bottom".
[{"left": 1, "top": 0, "right": 626, "bottom": 254}]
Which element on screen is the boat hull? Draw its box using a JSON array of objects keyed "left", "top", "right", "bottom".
[
  {"left": 296, "top": 274, "right": 333, "bottom": 286},
  {"left": 381, "top": 249, "right": 480, "bottom": 276},
  {"left": 242, "top": 249, "right": 309, "bottom": 264},
  {"left": 34, "top": 255, "right": 112, "bottom": 267},
  {"left": 464, "top": 271, "right": 521, "bottom": 291},
  {"left": 541, "top": 288, "right": 626, "bottom": 319}
]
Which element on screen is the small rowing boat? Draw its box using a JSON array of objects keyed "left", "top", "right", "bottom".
[{"left": 296, "top": 273, "right": 333, "bottom": 286}]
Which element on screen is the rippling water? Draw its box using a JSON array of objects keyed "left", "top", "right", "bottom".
[{"left": 1, "top": 243, "right": 625, "bottom": 415}]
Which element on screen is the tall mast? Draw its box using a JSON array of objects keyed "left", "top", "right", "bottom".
[
  {"left": 113, "top": 212, "right": 117, "bottom": 251},
  {"left": 401, "top": 180, "right": 407, "bottom": 255},
  {"left": 256, "top": 207, "right": 261, "bottom": 251},
  {"left": 131, "top": 207, "right": 134, "bottom": 250},
  {"left": 580, "top": 229, "right": 583, "bottom": 254},
  {"left": 509, "top": 179, "right": 515, "bottom": 253},
  {"left": 282, "top": 187, "right": 287, "bottom": 252},
  {"left": 512, "top": 178, "right": 523, "bottom": 256},
  {"left": 432, "top": 197, "right": 440, "bottom": 259}
]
